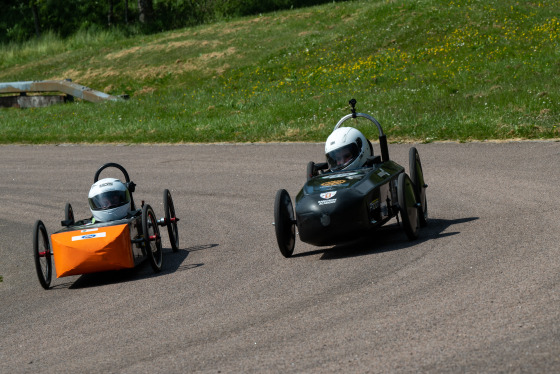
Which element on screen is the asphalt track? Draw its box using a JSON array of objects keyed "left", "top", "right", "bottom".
[{"left": 1, "top": 141, "right": 559, "bottom": 373}]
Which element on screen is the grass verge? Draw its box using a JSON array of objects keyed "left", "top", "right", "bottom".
[{"left": 1, "top": 0, "right": 559, "bottom": 143}]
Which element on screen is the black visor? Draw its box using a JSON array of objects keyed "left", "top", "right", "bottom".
[
  {"left": 326, "top": 143, "right": 360, "bottom": 171},
  {"left": 88, "top": 190, "right": 130, "bottom": 211}
]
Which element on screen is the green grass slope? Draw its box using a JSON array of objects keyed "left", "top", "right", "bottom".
[{"left": 0, "top": 0, "right": 559, "bottom": 143}]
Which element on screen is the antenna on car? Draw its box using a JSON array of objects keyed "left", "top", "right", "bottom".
[{"left": 349, "top": 98, "right": 357, "bottom": 118}]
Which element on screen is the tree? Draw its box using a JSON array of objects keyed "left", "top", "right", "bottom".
[
  {"left": 137, "top": 0, "right": 153, "bottom": 24},
  {"left": 124, "top": 0, "right": 129, "bottom": 24},
  {"left": 30, "top": 0, "right": 41, "bottom": 37},
  {"left": 108, "top": 0, "right": 114, "bottom": 26}
]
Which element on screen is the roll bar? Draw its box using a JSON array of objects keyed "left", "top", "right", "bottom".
[
  {"left": 333, "top": 99, "right": 390, "bottom": 162},
  {"left": 93, "top": 162, "right": 136, "bottom": 211}
]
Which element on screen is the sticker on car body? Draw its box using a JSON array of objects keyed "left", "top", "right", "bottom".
[
  {"left": 321, "top": 180, "right": 346, "bottom": 187},
  {"left": 377, "top": 168, "right": 390, "bottom": 177},
  {"left": 320, "top": 191, "right": 337, "bottom": 199},
  {"left": 72, "top": 232, "right": 107, "bottom": 241},
  {"left": 80, "top": 228, "right": 99, "bottom": 233}
]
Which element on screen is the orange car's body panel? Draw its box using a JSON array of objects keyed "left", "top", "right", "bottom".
[{"left": 51, "top": 224, "right": 134, "bottom": 278}]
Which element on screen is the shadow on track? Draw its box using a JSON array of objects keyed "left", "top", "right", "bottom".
[
  {"left": 53, "top": 243, "right": 218, "bottom": 289},
  {"left": 289, "top": 217, "right": 478, "bottom": 260}
]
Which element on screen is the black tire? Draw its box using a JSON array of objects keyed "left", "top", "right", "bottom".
[
  {"left": 163, "top": 189, "right": 179, "bottom": 252},
  {"left": 33, "top": 220, "right": 52, "bottom": 289},
  {"left": 306, "top": 161, "right": 316, "bottom": 181},
  {"left": 397, "top": 173, "right": 419, "bottom": 240},
  {"left": 274, "top": 189, "right": 296, "bottom": 257},
  {"left": 409, "top": 147, "right": 428, "bottom": 227},
  {"left": 65, "top": 203, "right": 75, "bottom": 226},
  {"left": 142, "top": 204, "right": 163, "bottom": 272}
]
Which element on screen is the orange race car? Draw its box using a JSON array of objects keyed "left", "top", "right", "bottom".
[{"left": 32, "top": 163, "right": 179, "bottom": 289}]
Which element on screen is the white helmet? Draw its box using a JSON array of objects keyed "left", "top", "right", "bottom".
[
  {"left": 325, "top": 127, "right": 372, "bottom": 171},
  {"left": 88, "top": 178, "right": 131, "bottom": 222}
]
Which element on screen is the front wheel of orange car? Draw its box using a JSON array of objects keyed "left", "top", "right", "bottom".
[
  {"left": 33, "top": 220, "right": 52, "bottom": 289},
  {"left": 142, "top": 204, "right": 163, "bottom": 273}
]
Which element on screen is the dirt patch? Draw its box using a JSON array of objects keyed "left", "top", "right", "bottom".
[
  {"left": 285, "top": 128, "right": 301, "bottom": 137},
  {"left": 199, "top": 47, "right": 236, "bottom": 62},
  {"left": 41, "top": 31, "right": 238, "bottom": 87},
  {"left": 134, "top": 86, "right": 156, "bottom": 96},
  {"left": 215, "top": 63, "right": 231, "bottom": 75},
  {"left": 156, "top": 30, "right": 196, "bottom": 43},
  {"left": 105, "top": 40, "right": 222, "bottom": 60},
  {"left": 103, "top": 84, "right": 115, "bottom": 93},
  {"left": 57, "top": 62, "right": 199, "bottom": 83},
  {"left": 57, "top": 43, "right": 234, "bottom": 83},
  {"left": 54, "top": 67, "right": 120, "bottom": 82},
  {"left": 105, "top": 47, "right": 142, "bottom": 60}
]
